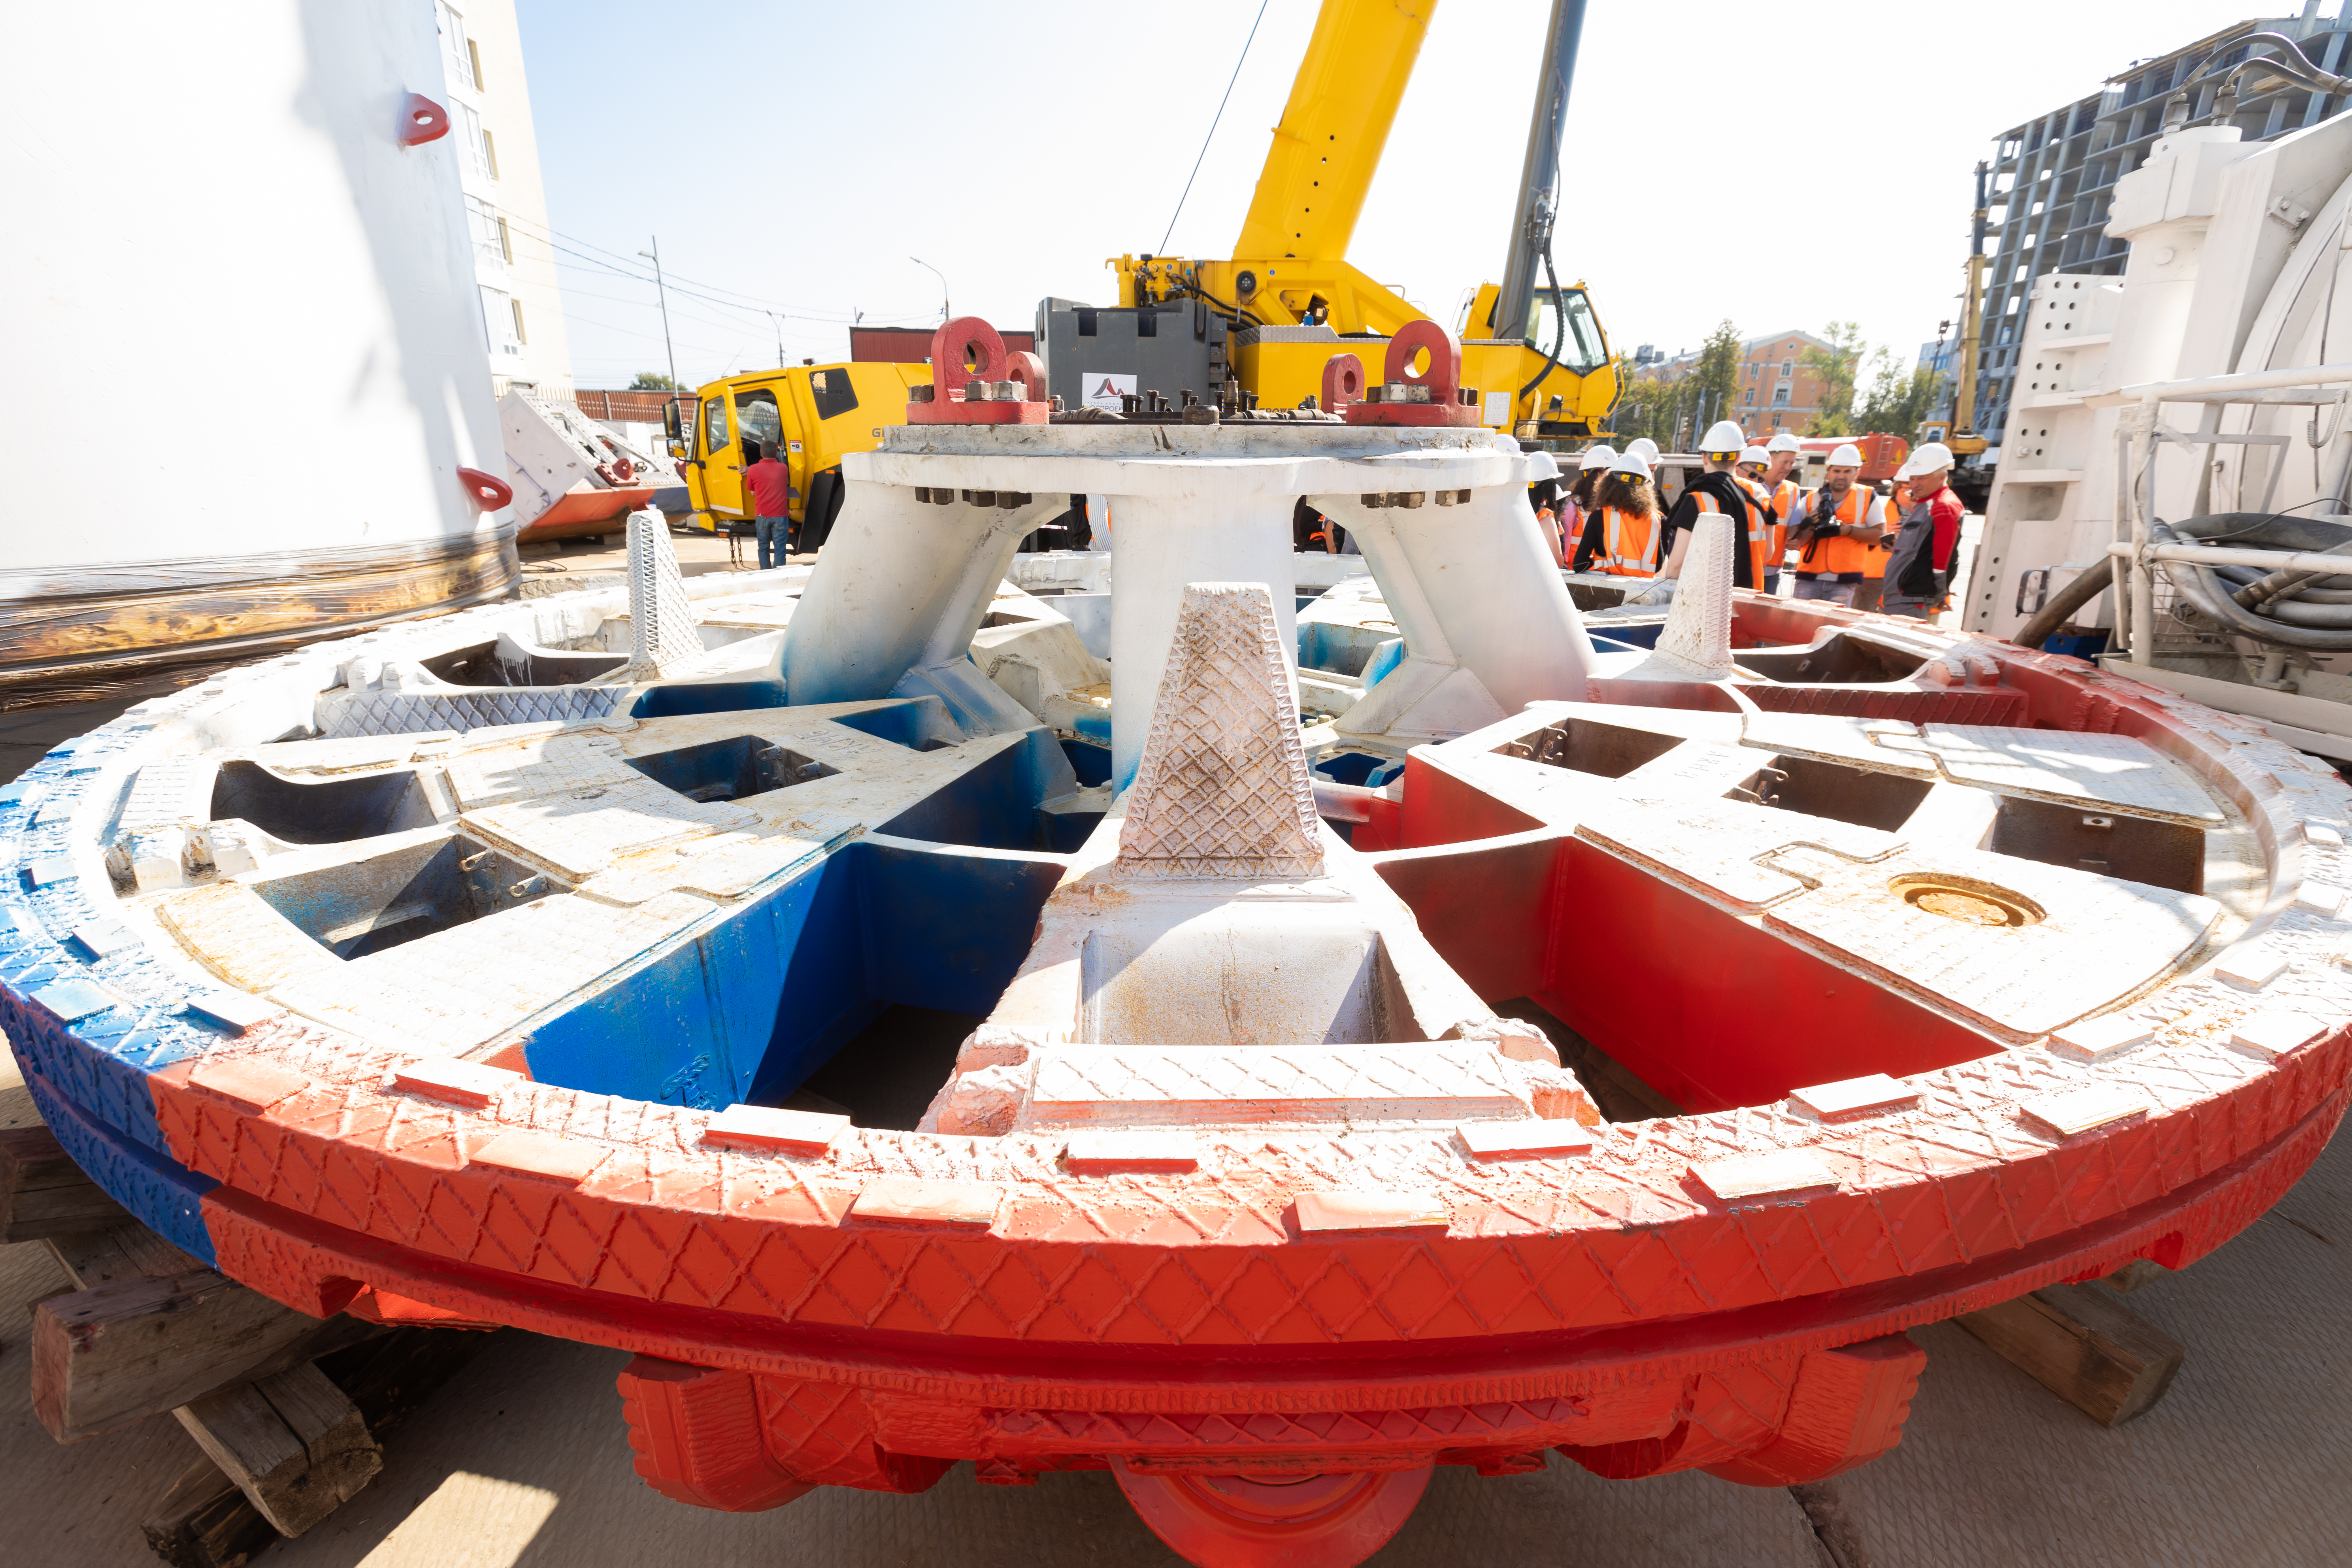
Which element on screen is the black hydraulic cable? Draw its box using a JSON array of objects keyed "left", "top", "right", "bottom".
[{"left": 1517, "top": 242, "right": 1571, "bottom": 403}]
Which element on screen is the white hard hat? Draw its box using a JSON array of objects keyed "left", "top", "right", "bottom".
[
  {"left": 1766, "top": 432, "right": 1803, "bottom": 453},
  {"left": 1828, "top": 443, "right": 1864, "bottom": 467},
  {"left": 1700, "top": 420, "right": 1746, "bottom": 455},
  {"left": 1607, "top": 451, "right": 1653, "bottom": 480},
  {"left": 1738, "top": 445, "right": 1769, "bottom": 466},
  {"left": 1909, "top": 441, "right": 1955, "bottom": 472},
  {"left": 1626, "top": 437, "right": 1661, "bottom": 464},
  {"left": 1579, "top": 443, "right": 1618, "bottom": 470}
]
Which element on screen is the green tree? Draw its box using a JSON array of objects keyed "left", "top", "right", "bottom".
[
  {"left": 1851, "top": 349, "right": 1943, "bottom": 440},
  {"left": 1692, "top": 320, "right": 1743, "bottom": 443},
  {"left": 1799, "top": 321, "right": 1866, "bottom": 435},
  {"left": 1604, "top": 354, "right": 1676, "bottom": 446},
  {"left": 629, "top": 371, "right": 683, "bottom": 391}
]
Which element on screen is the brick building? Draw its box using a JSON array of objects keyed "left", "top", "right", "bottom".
[{"left": 1637, "top": 328, "right": 1843, "bottom": 441}]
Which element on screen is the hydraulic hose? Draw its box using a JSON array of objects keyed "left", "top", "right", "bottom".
[
  {"left": 2148, "top": 512, "right": 2352, "bottom": 650},
  {"left": 1517, "top": 242, "right": 1570, "bottom": 404}
]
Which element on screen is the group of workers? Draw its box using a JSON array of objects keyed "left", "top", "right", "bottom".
[{"left": 1540, "top": 423, "right": 1963, "bottom": 620}]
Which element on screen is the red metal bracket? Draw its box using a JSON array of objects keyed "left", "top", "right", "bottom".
[
  {"left": 906, "top": 317, "right": 1051, "bottom": 425},
  {"left": 1344, "top": 321, "right": 1483, "bottom": 428},
  {"left": 1321, "top": 353, "right": 1366, "bottom": 414},
  {"left": 456, "top": 467, "right": 513, "bottom": 511},
  {"left": 398, "top": 93, "right": 450, "bottom": 147}
]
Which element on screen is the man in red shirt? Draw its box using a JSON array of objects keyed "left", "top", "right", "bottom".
[
  {"left": 1879, "top": 442, "right": 1965, "bottom": 621},
  {"left": 742, "top": 440, "right": 794, "bottom": 569}
]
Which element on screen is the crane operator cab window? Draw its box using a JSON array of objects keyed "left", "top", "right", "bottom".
[
  {"left": 1528, "top": 287, "right": 1609, "bottom": 374},
  {"left": 701, "top": 395, "right": 729, "bottom": 459}
]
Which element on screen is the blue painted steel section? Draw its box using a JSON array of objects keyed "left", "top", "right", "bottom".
[
  {"left": 879, "top": 732, "right": 1068, "bottom": 852},
  {"left": 0, "top": 723, "right": 240, "bottom": 1258},
  {"left": 1312, "top": 751, "right": 1404, "bottom": 789},
  {"left": 1061, "top": 738, "right": 1111, "bottom": 787},
  {"left": 25, "top": 1070, "right": 218, "bottom": 1262},
  {"left": 1072, "top": 709, "right": 1111, "bottom": 744},
  {"left": 630, "top": 679, "right": 790, "bottom": 719},
  {"left": 1362, "top": 636, "right": 1405, "bottom": 690},
  {"left": 519, "top": 837, "right": 1060, "bottom": 1109},
  {"left": 856, "top": 839, "right": 1063, "bottom": 1018},
  {"left": 520, "top": 844, "right": 871, "bottom": 1109}
]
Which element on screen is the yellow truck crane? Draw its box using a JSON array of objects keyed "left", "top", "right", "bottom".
[
  {"left": 1083, "top": 0, "right": 1615, "bottom": 438},
  {"left": 664, "top": 360, "right": 926, "bottom": 547}
]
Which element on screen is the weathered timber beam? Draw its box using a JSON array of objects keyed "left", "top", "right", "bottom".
[
  {"left": 0, "top": 1125, "right": 132, "bottom": 1240},
  {"left": 141, "top": 1325, "right": 496, "bottom": 1562},
  {"left": 174, "top": 1364, "right": 382, "bottom": 1537},
  {"left": 1952, "top": 1282, "right": 2186, "bottom": 1427},
  {"left": 32, "top": 1268, "right": 379, "bottom": 1441}
]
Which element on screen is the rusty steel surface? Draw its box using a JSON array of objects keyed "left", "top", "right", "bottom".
[
  {"left": 0, "top": 530, "right": 522, "bottom": 695},
  {"left": 4, "top": 562, "right": 2350, "bottom": 1567}
]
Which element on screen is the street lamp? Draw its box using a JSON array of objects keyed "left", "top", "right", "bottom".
[
  {"left": 910, "top": 256, "right": 949, "bottom": 323},
  {"left": 639, "top": 238, "right": 677, "bottom": 389}
]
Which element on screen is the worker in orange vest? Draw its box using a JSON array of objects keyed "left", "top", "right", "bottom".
[
  {"left": 1760, "top": 432, "right": 1805, "bottom": 597},
  {"left": 1569, "top": 450, "right": 1663, "bottom": 576},
  {"left": 1788, "top": 443, "right": 1888, "bottom": 605},
  {"left": 1643, "top": 420, "right": 1773, "bottom": 600},
  {"left": 1558, "top": 444, "right": 1614, "bottom": 566}
]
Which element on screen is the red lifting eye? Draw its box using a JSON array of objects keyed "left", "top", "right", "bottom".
[
  {"left": 457, "top": 467, "right": 513, "bottom": 510},
  {"left": 400, "top": 93, "right": 451, "bottom": 146}
]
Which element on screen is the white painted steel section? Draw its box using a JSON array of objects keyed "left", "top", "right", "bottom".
[
  {"left": 0, "top": 0, "right": 507, "bottom": 574},
  {"left": 815, "top": 426, "right": 1579, "bottom": 788}
]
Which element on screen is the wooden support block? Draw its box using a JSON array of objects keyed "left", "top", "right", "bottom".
[
  {"left": 142, "top": 1327, "right": 494, "bottom": 1564},
  {"left": 175, "top": 1364, "right": 382, "bottom": 1537},
  {"left": 31, "top": 1267, "right": 378, "bottom": 1441},
  {"left": 0, "top": 1125, "right": 132, "bottom": 1240},
  {"left": 141, "top": 1456, "right": 280, "bottom": 1568},
  {"left": 1952, "top": 1282, "right": 2185, "bottom": 1426},
  {"left": 45, "top": 1223, "right": 204, "bottom": 1289},
  {"left": 2100, "top": 1258, "right": 2168, "bottom": 1295}
]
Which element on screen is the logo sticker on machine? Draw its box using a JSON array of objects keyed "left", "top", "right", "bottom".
[{"left": 1085, "top": 372, "right": 1137, "bottom": 413}]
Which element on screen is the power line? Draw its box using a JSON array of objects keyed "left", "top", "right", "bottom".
[{"left": 1160, "top": 0, "right": 1270, "bottom": 256}]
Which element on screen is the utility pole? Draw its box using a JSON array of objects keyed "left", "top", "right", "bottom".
[
  {"left": 766, "top": 311, "right": 785, "bottom": 368},
  {"left": 639, "top": 236, "right": 678, "bottom": 389}
]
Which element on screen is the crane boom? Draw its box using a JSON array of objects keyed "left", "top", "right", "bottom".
[{"left": 1232, "top": 0, "right": 1433, "bottom": 262}]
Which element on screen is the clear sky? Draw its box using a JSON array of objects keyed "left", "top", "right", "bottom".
[{"left": 513, "top": 0, "right": 2290, "bottom": 389}]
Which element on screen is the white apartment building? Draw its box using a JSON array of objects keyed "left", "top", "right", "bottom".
[{"left": 434, "top": 0, "right": 572, "bottom": 398}]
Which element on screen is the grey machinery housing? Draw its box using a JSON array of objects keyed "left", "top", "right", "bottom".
[{"left": 1036, "top": 297, "right": 1228, "bottom": 411}]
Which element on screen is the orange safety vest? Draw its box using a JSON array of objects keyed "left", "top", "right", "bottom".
[
  {"left": 1767, "top": 478, "right": 1803, "bottom": 570},
  {"left": 1691, "top": 485, "right": 1773, "bottom": 589},
  {"left": 1794, "top": 485, "right": 1892, "bottom": 580},
  {"left": 1594, "top": 505, "right": 1658, "bottom": 576}
]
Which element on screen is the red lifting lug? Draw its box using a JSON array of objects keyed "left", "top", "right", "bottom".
[
  {"left": 1321, "top": 352, "right": 1366, "bottom": 413},
  {"left": 1346, "top": 319, "right": 1482, "bottom": 427},
  {"left": 456, "top": 466, "right": 513, "bottom": 511},
  {"left": 907, "top": 317, "right": 1050, "bottom": 425},
  {"left": 399, "top": 92, "right": 451, "bottom": 147}
]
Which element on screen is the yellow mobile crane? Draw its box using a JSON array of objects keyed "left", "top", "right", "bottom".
[
  {"left": 1108, "top": 0, "right": 1615, "bottom": 436},
  {"left": 673, "top": 0, "right": 1612, "bottom": 538}
]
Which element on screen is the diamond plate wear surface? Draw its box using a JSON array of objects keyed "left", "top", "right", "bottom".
[{"left": 1117, "top": 583, "right": 1324, "bottom": 880}]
